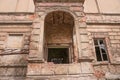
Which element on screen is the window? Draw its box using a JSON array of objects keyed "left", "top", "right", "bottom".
[
  {"left": 6, "top": 34, "right": 23, "bottom": 49},
  {"left": 94, "top": 39, "right": 109, "bottom": 61},
  {"left": 47, "top": 48, "right": 69, "bottom": 64}
]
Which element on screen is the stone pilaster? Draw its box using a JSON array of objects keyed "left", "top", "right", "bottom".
[
  {"left": 78, "top": 17, "right": 94, "bottom": 74},
  {"left": 28, "top": 16, "right": 44, "bottom": 62}
]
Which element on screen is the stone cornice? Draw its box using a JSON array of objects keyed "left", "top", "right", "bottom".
[
  {"left": 86, "top": 14, "right": 120, "bottom": 24},
  {"left": 35, "top": 0, "right": 84, "bottom": 3},
  {"left": 0, "top": 14, "right": 34, "bottom": 24}
]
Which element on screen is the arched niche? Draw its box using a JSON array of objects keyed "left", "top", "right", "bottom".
[{"left": 44, "top": 11, "right": 78, "bottom": 64}]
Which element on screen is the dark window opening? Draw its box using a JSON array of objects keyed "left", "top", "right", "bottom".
[
  {"left": 47, "top": 48, "right": 69, "bottom": 64},
  {"left": 94, "top": 39, "right": 109, "bottom": 61}
]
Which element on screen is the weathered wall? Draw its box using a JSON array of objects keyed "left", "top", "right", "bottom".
[
  {"left": 0, "top": 24, "right": 31, "bottom": 80},
  {"left": 0, "top": 0, "right": 120, "bottom": 80},
  {"left": 45, "top": 24, "right": 73, "bottom": 44},
  {"left": 45, "top": 11, "right": 73, "bottom": 44},
  {"left": 87, "top": 24, "right": 120, "bottom": 79}
]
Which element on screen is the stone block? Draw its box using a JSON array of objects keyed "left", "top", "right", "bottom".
[
  {"left": 110, "top": 40, "right": 120, "bottom": 44},
  {"left": 112, "top": 29, "right": 120, "bottom": 32},
  {"left": 70, "top": 6, "right": 83, "bottom": 11},
  {"left": 27, "top": 63, "right": 42, "bottom": 75},
  {"left": 32, "top": 29, "right": 40, "bottom": 34},
  {"left": 54, "top": 65, "right": 68, "bottom": 75},
  {"left": 82, "top": 49, "right": 91, "bottom": 57},
  {"left": 81, "top": 62, "right": 93, "bottom": 73},
  {"left": 109, "top": 36, "right": 115, "bottom": 39},
  {"left": 30, "top": 42, "right": 39, "bottom": 50},
  {"left": 75, "top": 12, "right": 85, "bottom": 17},
  {"left": 29, "top": 50, "right": 38, "bottom": 58},
  {"left": 6, "top": 34, "right": 23, "bottom": 49},
  {"left": 0, "top": 36, "right": 6, "bottom": 41},
  {"left": 31, "top": 35, "right": 40, "bottom": 42},
  {"left": 33, "top": 23, "right": 41, "bottom": 29},
  {"left": 0, "top": 67, "right": 26, "bottom": 76},
  {"left": 101, "top": 65, "right": 109, "bottom": 73},
  {"left": 79, "top": 29, "right": 87, "bottom": 34},
  {"left": 41, "top": 63, "right": 54, "bottom": 75},
  {"left": 109, "top": 32, "right": 117, "bottom": 36},
  {"left": 114, "top": 36, "right": 120, "bottom": 39},
  {"left": 0, "top": 45, "right": 5, "bottom": 49},
  {"left": 81, "top": 43, "right": 89, "bottom": 50},
  {"left": 80, "top": 35, "right": 89, "bottom": 42},
  {"left": 109, "top": 65, "right": 116, "bottom": 73},
  {"left": 68, "top": 63, "right": 81, "bottom": 74},
  {"left": 0, "top": 41, "right": 4, "bottom": 45},
  {"left": 0, "top": 54, "right": 27, "bottom": 66},
  {"left": 0, "top": 68, "right": 6, "bottom": 76},
  {"left": 116, "top": 65, "right": 120, "bottom": 73},
  {"left": 79, "top": 22, "right": 87, "bottom": 28}
]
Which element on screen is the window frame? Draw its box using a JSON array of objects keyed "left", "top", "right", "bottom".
[
  {"left": 91, "top": 33, "right": 111, "bottom": 64},
  {"left": 45, "top": 43, "right": 73, "bottom": 64},
  {"left": 93, "top": 38, "right": 109, "bottom": 62}
]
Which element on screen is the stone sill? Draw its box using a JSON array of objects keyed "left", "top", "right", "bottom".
[
  {"left": 0, "top": 52, "right": 28, "bottom": 55},
  {"left": 0, "top": 64, "right": 27, "bottom": 67},
  {"left": 93, "top": 61, "right": 109, "bottom": 66},
  {"left": 93, "top": 61, "right": 120, "bottom": 66}
]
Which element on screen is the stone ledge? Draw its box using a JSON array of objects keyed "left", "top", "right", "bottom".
[
  {"left": 93, "top": 62, "right": 120, "bottom": 66},
  {"left": 35, "top": 0, "right": 84, "bottom": 3},
  {"left": 0, "top": 77, "right": 26, "bottom": 80},
  {"left": 26, "top": 73, "right": 96, "bottom": 80},
  {"left": 28, "top": 58, "right": 45, "bottom": 63},
  {"left": 79, "top": 58, "right": 94, "bottom": 62},
  {"left": 105, "top": 72, "right": 120, "bottom": 80},
  {"left": 0, "top": 49, "right": 29, "bottom": 55},
  {"left": 0, "top": 64, "right": 27, "bottom": 67},
  {"left": 0, "top": 21, "right": 33, "bottom": 24},
  {"left": 86, "top": 14, "right": 120, "bottom": 24}
]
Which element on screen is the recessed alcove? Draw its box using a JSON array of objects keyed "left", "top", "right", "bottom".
[{"left": 44, "top": 11, "right": 74, "bottom": 64}]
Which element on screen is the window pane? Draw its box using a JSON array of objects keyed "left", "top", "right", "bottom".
[
  {"left": 94, "top": 38, "right": 109, "bottom": 62},
  {"left": 48, "top": 48, "right": 69, "bottom": 64},
  {"left": 101, "top": 48, "right": 106, "bottom": 53},
  {"left": 94, "top": 39, "right": 98, "bottom": 45},
  {"left": 102, "top": 54, "right": 108, "bottom": 61},
  {"left": 99, "top": 39, "right": 104, "bottom": 45},
  {"left": 95, "top": 47, "right": 102, "bottom": 61}
]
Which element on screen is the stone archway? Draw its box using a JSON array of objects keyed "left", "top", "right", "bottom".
[
  {"left": 44, "top": 11, "right": 77, "bottom": 63},
  {"left": 27, "top": 1, "right": 95, "bottom": 79}
]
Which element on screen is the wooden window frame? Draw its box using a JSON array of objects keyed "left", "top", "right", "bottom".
[
  {"left": 45, "top": 43, "right": 73, "bottom": 64},
  {"left": 93, "top": 38, "right": 109, "bottom": 62},
  {"left": 91, "top": 32, "right": 111, "bottom": 64}
]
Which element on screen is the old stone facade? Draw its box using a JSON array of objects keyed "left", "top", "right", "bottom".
[{"left": 0, "top": 0, "right": 120, "bottom": 80}]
